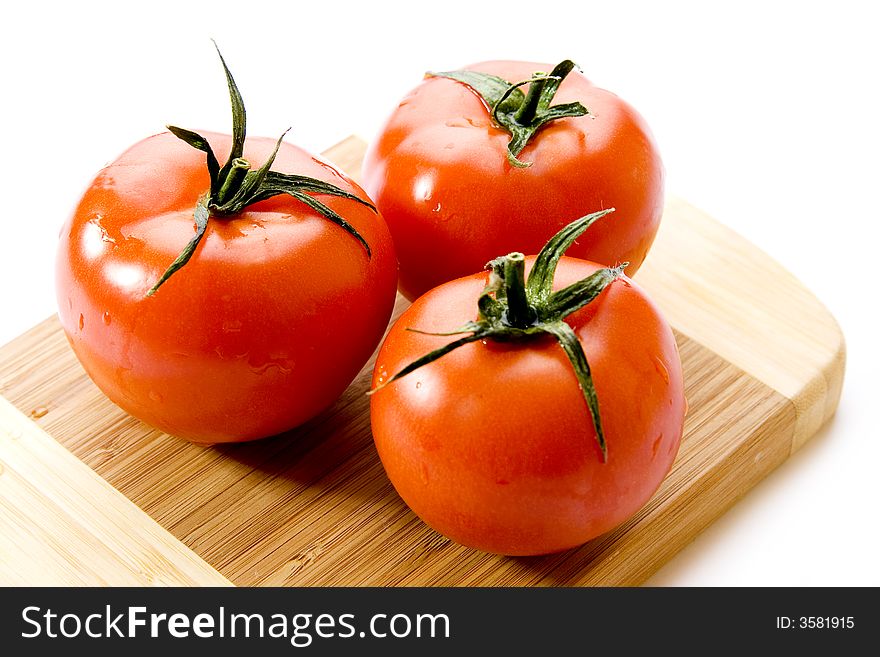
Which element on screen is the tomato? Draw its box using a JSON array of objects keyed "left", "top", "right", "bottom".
[
  {"left": 55, "top": 52, "right": 397, "bottom": 444},
  {"left": 362, "top": 59, "right": 664, "bottom": 300},
  {"left": 369, "top": 212, "right": 684, "bottom": 555}
]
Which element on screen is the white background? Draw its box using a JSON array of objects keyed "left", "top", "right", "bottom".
[{"left": 1, "top": 0, "right": 877, "bottom": 585}]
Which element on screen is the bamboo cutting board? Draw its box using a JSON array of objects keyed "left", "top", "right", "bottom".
[{"left": 0, "top": 137, "right": 844, "bottom": 586}]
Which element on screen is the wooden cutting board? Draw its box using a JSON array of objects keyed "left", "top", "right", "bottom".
[{"left": 0, "top": 137, "right": 844, "bottom": 586}]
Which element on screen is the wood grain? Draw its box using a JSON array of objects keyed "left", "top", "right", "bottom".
[
  {"left": 0, "top": 396, "right": 231, "bottom": 586},
  {"left": 638, "top": 198, "right": 845, "bottom": 452},
  {"left": 0, "top": 137, "right": 844, "bottom": 586}
]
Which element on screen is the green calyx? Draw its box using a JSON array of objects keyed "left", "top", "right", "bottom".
[
  {"left": 427, "top": 60, "right": 588, "bottom": 168},
  {"left": 146, "top": 44, "right": 374, "bottom": 297},
  {"left": 370, "top": 208, "right": 624, "bottom": 461}
]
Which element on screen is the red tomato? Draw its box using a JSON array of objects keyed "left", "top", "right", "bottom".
[
  {"left": 362, "top": 60, "right": 664, "bottom": 300},
  {"left": 56, "top": 130, "right": 397, "bottom": 443},
  {"left": 370, "top": 254, "right": 684, "bottom": 556}
]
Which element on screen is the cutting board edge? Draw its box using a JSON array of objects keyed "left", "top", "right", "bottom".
[
  {"left": 0, "top": 395, "right": 232, "bottom": 586},
  {"left": 635, "top": 197, "right": 845, "bottom": 455}
]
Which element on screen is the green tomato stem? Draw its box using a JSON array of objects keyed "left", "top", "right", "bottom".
[
  {"left": 146, "top": 45, "right": 377, "bottom": 296},
  {"left": 215, "top": 157, "right": 250, "bottom": 206},
  {"left": 513, "top": 75, "right": 548, "bottom": 126},
  {"left": 429, "top": 59, "right": 588, "bottom": 166},
  {"left": 502, "top": 253, "right": 536, "bottom": 328},
  {"left": 372, "top": 208, "right": 623, "bottom": 461}
]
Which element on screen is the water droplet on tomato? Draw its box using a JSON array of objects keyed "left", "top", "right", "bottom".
[
  {"left": 148, "top": 390, "right": 163, "bottom": 403},
  {"left": 250, "top": 362, "right": 272, "bottom": 375},
  {"left": 420, "top": 463, "right": 429, "bottom": 485},
  {"left": 78, "top": 314, "right": 84, "bottom": 331},
  {"left": 445, "top": 117, "right": 486, "bottom": 129},
  {"left": 413, "top": 174, "right": 434, "bottom": 202},
  {"left": 93, "top": 170, "right": 116, "bottom": 190},
  {"left": 248, "top": 351, "right": 293, "bottom": 376},
  {"left": 88, "top": 213, "right": 117, "bottom": 246},
  {"left": 102, "top": 311, "right": 112, "bottom": 326},
  {"left": 432, "top": 203, "right": 442, "bottom": 213},
  {"left": 652, "top": 433, "right": 664, "bottom": 458},
  {"left": 653, "top": 356, "right": 669, "bottom": 383},
  {"left": 223, "top": 319, "right": 243, "bottom": 333},
  {"left": 443, "top": 143, "right": 455, "bottom": 149},
  {"left": 415, "top": 381, "right": 422, "bottom": 389}
]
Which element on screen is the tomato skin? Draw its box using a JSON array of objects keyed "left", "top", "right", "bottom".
[
  {"left": 362, "top": 60, "right": 664, "bottom": 300},
  {"left": 370, "top": 257, "right": 684, "bottom": 556},
  {"left": 56, "top": 131, "right": 397, "bottom": 443}
]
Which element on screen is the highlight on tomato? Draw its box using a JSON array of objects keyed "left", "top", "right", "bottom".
[
  {"left": 56, "top": 46, "right": 398, "bottom": 444},
  {"left": 369, "top": 209, "right": 685, "bottom": 556},
  {"left": 362, "top": 59, "right": 665, "bottom": 300}
]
